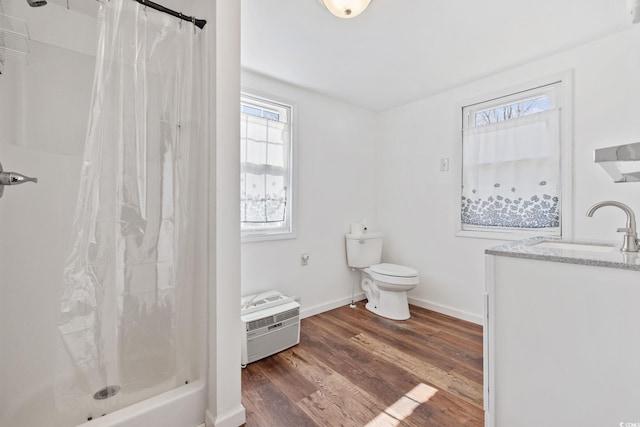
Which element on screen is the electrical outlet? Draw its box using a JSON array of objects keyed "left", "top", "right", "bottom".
[
  {"left": 439, "top": 158, "right": 449, "bottom": 172},
  {"left": 301, "top": 253, "right": 309, "bottom": 266}
]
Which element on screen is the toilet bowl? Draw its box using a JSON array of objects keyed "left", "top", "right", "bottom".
[
  {"left": 345, "top": 232, "right": 419, "bottom": 320},
  {"left": 361, "top": 263, "right": 418, "bottom": 320}
]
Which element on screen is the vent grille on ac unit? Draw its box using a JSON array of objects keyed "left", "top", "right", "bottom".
[{"left": 246, "top": 307, "right": 299, "bottom": 332}]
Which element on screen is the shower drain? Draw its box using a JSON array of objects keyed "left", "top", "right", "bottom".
[{"left": 93, "top": 385, "right": 121, "bottom": 400}]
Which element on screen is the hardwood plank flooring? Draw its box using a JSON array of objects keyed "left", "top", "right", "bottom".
[{"left": 241, "top": 301, "right": 484, "bottom": 427}]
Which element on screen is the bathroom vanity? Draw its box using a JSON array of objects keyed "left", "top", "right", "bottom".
[{"left": 484, "top": 237, "right": 640, "bottom": 427}]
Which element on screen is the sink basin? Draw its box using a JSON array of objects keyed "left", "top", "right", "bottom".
[{"left": 530, "top": 241, "right": 616, "bottom": 253}]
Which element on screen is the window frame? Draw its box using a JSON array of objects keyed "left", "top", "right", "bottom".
[
  {"left": 454, "top": 72, "right": 573, "bottom": 241},
  {"left": 240, "top": 91, "right": 296, "bottom": 243}
]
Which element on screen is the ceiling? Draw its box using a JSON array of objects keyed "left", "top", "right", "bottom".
[
  {"left": 242, "top": 0, "right": 632, "bottom": 112},
  {"left": 46, "top": 0, "right": 633, "bottom": 112}
]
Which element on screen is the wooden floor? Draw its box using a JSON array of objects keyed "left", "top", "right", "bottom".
[{"left": 241, "top": 301, "right": 484, "bottom": 427}]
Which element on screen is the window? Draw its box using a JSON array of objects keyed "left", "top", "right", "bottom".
[
  {"left": 458, "top": 78, "right": 571, "bottom": 239},
  {"left": 240, "top": 94, "right": 293, "bottom": 240}
]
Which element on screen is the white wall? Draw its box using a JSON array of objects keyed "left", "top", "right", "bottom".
[
  {"left": 240, "top": 70, "right": 378, "bottom": 317},
  {"left": 377, "top": 26, "right": 640, "bottom": 323},
  {"left": 206, "top": 0, "right": 245, "bottom": 425},
  {"left": 0, "top": 2, "right": 95, "bottom": 424}
]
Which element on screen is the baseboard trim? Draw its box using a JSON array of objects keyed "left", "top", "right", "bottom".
[
  {"left": 205, "top": 405, "right": 246, "bottom": 427},
  {"left": 408, "top": 296, "right": 483, "bottom": 325},
  {"left": 300, "top": 293, "right": 366, "bottom": 319},
  {"left": 300, "top": 294, "right": 482, "bottom": 325}
]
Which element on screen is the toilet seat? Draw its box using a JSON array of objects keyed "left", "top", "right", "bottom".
[
  {"left": 366, "top": 263, "right": 419, "bottom": 286},
  {"left": 370, "top": 263, "right": 417, "bottom": 277}
]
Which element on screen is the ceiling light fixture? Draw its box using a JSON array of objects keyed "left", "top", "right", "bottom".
[{"left": 320, "top": 0, "right": 372, "bottom": 19}]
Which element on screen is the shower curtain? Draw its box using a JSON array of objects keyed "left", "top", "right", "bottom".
[{"left": 55, "top": 0, "right": 203, "bottom": 415}]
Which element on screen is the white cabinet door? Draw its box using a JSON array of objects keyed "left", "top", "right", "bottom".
[{"left": 486, "top": 254, "right": 640, "bottom": 427}]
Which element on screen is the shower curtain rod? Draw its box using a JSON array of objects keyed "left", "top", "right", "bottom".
[{"left": 132, "top": 0, "right": 206, "bottom": 29}]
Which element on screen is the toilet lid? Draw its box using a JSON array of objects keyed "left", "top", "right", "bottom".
[{"left": 370, "top": 263, "right": 417, "bottom": 277}]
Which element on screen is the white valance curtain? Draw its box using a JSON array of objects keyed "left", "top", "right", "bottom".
[
  {"left": 461, "top": 109, "right": 561, "bottom": 230},
  {"left": 240, "top": 112, "right": 290, "bottom": 224},
  {"left": 56, "top": 0, "right": 202, "bottom": 415}
]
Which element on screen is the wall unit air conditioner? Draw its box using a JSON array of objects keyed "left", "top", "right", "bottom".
[{"left": 241, "top": 291, "right": 300, "bottom": 366}]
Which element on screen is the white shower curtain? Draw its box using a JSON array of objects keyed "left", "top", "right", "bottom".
[{"left": 56, "top": 0, "right": 202, "bottom": 416}]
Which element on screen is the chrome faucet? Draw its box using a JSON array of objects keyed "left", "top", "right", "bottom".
[{"left": 586, "top": 201, "right": 639, "bottom": 252}]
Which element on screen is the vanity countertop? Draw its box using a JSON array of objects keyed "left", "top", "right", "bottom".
[{"left": 485, "top": 236, "right": 640, "bottom": 271}]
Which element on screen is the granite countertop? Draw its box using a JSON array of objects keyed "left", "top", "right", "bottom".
[{"left": 485, "top": 236, "right": 640, "bottom": 271}]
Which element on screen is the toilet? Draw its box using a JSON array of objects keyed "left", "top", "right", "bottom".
[{"left": 345, "top": 232, "right": 418, "bottom": 320}]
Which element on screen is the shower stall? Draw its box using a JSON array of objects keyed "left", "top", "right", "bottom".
[{"left": 0, "top": 0, "right": 234, "bottom": 425}]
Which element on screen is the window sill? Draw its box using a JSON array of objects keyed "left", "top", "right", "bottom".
[
  {"left": 456, "top": 228, "right": 560, "bottom": 241},
  {"left": 241, "top": 231, "right": 296, "bottom": 243}
]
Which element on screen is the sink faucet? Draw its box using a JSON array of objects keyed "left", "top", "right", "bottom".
[{"left": 586, "top": 201, "right": 639, "bottom": 252}]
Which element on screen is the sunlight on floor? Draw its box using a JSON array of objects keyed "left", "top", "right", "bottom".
[{"left": 365, "top": 383, "right": 438, "bottom": 427}]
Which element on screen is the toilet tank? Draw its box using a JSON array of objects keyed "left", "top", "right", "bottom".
[{"left": 345, "top": 232, "right": 383, "bottom": 268}]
